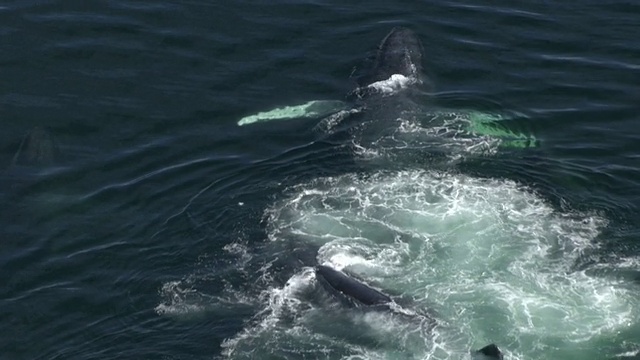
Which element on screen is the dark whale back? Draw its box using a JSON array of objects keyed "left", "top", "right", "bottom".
[
  {"left": 315, "top": 265, "right": 391, "bottom": 306},
  {"left": 346, "top": 27, "right": 426, "bottom": 146}
]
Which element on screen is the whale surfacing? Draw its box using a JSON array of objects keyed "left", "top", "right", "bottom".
[
  {"left": 358, "top": 27, "right": 424, "bottom": 88},
  {"left": 316, "top": 265, "right": 504, "bottom": 359},
  {"left": 237, "top": 27, "right": 537, "bottom": 148},
  {"left": 315, "top": 265, "right": 391, "bottom": 306}
]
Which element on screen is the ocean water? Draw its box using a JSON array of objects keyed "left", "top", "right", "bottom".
[{"left": 1, "top": 1, "right": 639, "bottom": 359}]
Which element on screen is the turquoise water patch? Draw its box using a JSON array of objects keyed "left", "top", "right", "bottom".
[{"left": 215, "top": 170, "right": 638, "bottom": 360}]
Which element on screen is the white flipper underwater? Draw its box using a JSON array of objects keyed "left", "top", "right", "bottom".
[
  {"left": 236, "top": 27, "right": 537, "bottom": 149},
  {"left": 237, "top": 100, "right": 348, "bottom": 126},
  {"left": 428, "top": 110, "right": 538, "bottom": 149},
  {"left": 465, "top": 111, "right": 538, "bottom": 149}
]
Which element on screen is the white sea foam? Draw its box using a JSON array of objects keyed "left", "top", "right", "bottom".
[
  {"left": 367, "top": 74, "right": 417, "bottom": 95},
  {"left": 155, "top": 280, "right": 206, "bottom": 318},
  {"left": 220, "top": 170, "right": 638, "bottom": 359}
]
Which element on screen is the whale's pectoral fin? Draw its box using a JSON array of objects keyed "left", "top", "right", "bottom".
[
  {"left": 464, "top": 110, "right": 538, "bottom": 149},
  {"left": 12, "top": 126, "right": 59, "bottom": 167},
  {"left": 312, "top": 107, "right": 364, "bottom": 134},
  {"left": 471, "top": 344, "right": 503, "bottom": 360},
  {"left": 426, "top": 110, "right": 538, "bottom": 149},
  {"left": 237, "top": 100, "right": 349, "bottom": 126}
]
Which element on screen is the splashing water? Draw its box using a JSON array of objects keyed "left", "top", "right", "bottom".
[
  {"left": 162, "top": 75, "right": 630, "bottom": 359},
  {"left": 214, "top": 170, "right": 639, "bottom": 360}
]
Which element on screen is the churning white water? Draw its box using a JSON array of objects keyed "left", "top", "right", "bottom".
[
  {"left": 214, "top": 170, "right": 639, "bottom": 360},
  {"left": 157, "top": 84, "right": 636, "bottom": 358}
]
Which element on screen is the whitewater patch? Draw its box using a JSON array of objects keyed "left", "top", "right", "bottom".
[
  {"left": 366, "top": 74, "right": 418, "bottom": 95},
  {"left": 217, "top": 170, "right": 639, "bottom": 359}
]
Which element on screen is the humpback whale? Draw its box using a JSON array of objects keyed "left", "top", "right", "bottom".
[
  {"left": 350, "top": 26, "right": 424, "bottom": 97},
  {"left": 314, "top": 265, "right": 435, "bottom": 325},
  {"left": 238, "top": 27, "right": 536, "bottom": 149},
  {"left": 316, "top": 265, "right": 504, "bottom": 359},
  {"left": 315, "top": 265, "right": 391, "bottom": 306}
]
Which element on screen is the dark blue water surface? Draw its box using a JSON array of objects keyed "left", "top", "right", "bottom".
[{"left": 1, "top": 1, "right": 639, "bottom": 359}]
